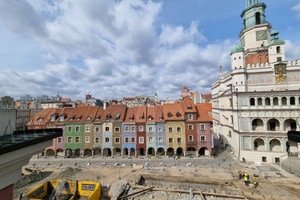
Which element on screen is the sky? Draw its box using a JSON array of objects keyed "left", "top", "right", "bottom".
[{"left": 0, "top": 0, "right": 300, "bottom": 100}]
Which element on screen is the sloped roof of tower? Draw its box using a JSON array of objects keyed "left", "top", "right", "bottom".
[
  {"left": 124, "top": 106, "right": 137, "bottom": 123},
  {"left": 231, "top": 43, "right": 244, "bottom": 54},
  {"left": 102, "top": 104, "right": 126, "bottom": 122},
  {"left": 162, "top": 102, "right": 184, "bottom": 120},
  {"left": 181, "top": 97, "right": 197, "bottom": 113},
  {"left": 136, "top": 106, "right": 147, "bottom": 123},
  {"left": 195, "top": 103, "right": 212, "bottom": 122},
  {"left": 182, "top": 86, "right": 188, "bottom": 90},
  {"left": 66, "top": 106, "right": 90, "bottom": 124},
  {"left": 83, "top": 106, "right": 99, "bottom": 123}
]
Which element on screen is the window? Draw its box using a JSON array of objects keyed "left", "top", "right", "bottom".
[
  {"left": 257, "top": 98, "right": 262, "bottom": 105},
  {"left": 290, "top": 97, "right": 295, "bottom": 105},
  {"left": 168, "top": 127, "right": 173, "bottom": 133},
  {"left": 139, "top": 126, "right": 144, "bottom": 131},
  {"left": 51, "top": 115, "right": 56, "bottom": 121},
  {"left": 85, "top": 136, "right": 90, "bottom": 143},
  {"left": 176, "top": 127, "right": 181, "bottom": 132},
  {"left": 59, "top": 116, "right": 64, "bottom": 121},
  {"left": 158, "top": 137, "right": 163, "bottom": 143},
  {"left": 115, "top": 127, "right": 120, "bottom": 132},
  {"left": 115, "top": 137, "right": 120, "bottom": 144},
  {"left": 168, "top": 138, "right": 173, "bottom": 143},
  {"left": 105, "top": 137, "right": 110, "bottom": 143},
  {"left": 57, "top": 137, "right": 62, "bottom": 143},
  {"left": 282, "top": 97, "right": 287, "bottom": 105},
  {"left": 68, "top": 127, "right": 72, "bottom": 132},
  {"left": 188, "top": 135, "right": 193, "bottom": 141},
  {"left": 276, "top": 46, "right": 281, "bottom": 54},
  {"left": 188, "top": 114, "right": 193, "bottom": 120},
  {"left": 200, "top": 136, "right": 206, "bottom": 142},
  {"left": 255, "top": 12, "right": 261, "bottom": 25},
  {"left": 273, "top": 97, "right": 279, "bottom": 105},
  {"left": 200, "top": 125, "right": 205, "bottom": 130},
  {"left": 125, "top": 137, "right": 129, "bottom": 143},
  {"left": 95, "top": 137, "right": 100, "bottom": 143},
  {"left": 139, "top": 137, "right": 144, "bottom": 144},
  {"left": 105, "top": 127, "right": 109, "bottom": 131},
  {"left": 67, "top": 137, "right": 72, "bottom": 143},
  {"left": 177, "top": 138, "right": 182, "bottom": 143},
  {"left": 149, "top": 137, "right": 153, "bottom": 143},
  {"left": 158, "top": 126, "right": 163, "bottom": 132},
  {"left": 75, "top": 126, "right": 80, "bottom": 132},
  {"left": 188, "top": 125, "right": 193, "bottom": 130},
  {"left": 125, "top": 126, "right": 129, "bottom": 132},
  {"left": 265, "top": 98, "right": 271, "bottom": 105},
  {"left": 131, "top": 137, "right": 135, "bottom": 143},
  {"left": 277, "top": 57, "right": 282, "bottom": 62},
  {"left": 229, "top": 131, "right": 232, "bottom": 138},
  {"left": 148, "top": 127, "right": 153, "bottom": 132},
  {"left": 75, "top": 136, "right": 80, "bottom": 143},
  {"left": 250, "top": 98, "right": 255, "bottom": 106},
  {"left": 95, "top": 126, "right": 100, "bottom": 132},
  {"left": 86, "top": 126, "right": 90, "bottom": 132},
  {"left": 262, "top": 157, "right": 267, "bottom": 162},
  {"left": 131, "top": 126, "right": 135, "bottom": 132}
]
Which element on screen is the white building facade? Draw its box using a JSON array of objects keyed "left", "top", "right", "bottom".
[{"left": 212, "top": 0, "right": 300, "bottom": 163}]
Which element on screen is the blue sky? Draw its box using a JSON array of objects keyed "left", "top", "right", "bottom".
[{"left": 0, "top": 0, "right": 299, "bottom": 100}]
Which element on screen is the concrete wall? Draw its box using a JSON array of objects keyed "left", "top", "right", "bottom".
[{"left": 0, "top": 109, "right": 16, "bottom": 136}]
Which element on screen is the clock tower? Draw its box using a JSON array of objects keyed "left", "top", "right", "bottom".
[{"left": 239, "top": 0, "right": 272, "bottom": 66}]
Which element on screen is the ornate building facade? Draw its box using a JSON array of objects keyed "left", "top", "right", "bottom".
[{"left": 212, "top": 0, "right": 300, "bottom": 163}]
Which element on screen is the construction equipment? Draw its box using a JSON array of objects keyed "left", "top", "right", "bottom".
[{"left": 19, "top": 179, "right": 101, "bottom": 200}]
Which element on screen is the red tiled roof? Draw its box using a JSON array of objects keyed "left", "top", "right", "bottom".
[
  {"left": 146, "top": 106, "right": 155, "bottom": 123},
  {"left": 181, "top": 97, "right": 197, "bottom": 113},
  {"left": 102, "top": 105, "right": 127, "bottom": 121},
  {"left": 56, "top": 107, "right": 73, "bottom": 123},
  {"left": 28, "top": 108, "right": 57, "bottom": 125},
  {"left": 154, "top": 105, "right": 164, "bottom": 122},
  {"left": 61, "top": 98, "right": 70, "bottom": 102},
  {"left": 48, "top": 108, "right": 63, "bottom": 124},
  {"left": 195, "top": 103, "right": 212, "bottom": 122},
  {"left": 65, "top": 106, "right": 90, "bottom": 123},
  {"left": 162, "top": 102, "right": 184, "bottom": 120},
  {"left": 94, "top": 107, "right": 104, "bottom": 122},
  {"left": 182, "top": 86, "right": 188, "bottom": 90},
  {"left": 136, "top": 106, "right": 147, "bottom": 123},
  {"left": 84, "top": 106, "right": 99, "bottom": 122},
  {"left": 124, "top": 107, "right": 137, "bottom": 123}
]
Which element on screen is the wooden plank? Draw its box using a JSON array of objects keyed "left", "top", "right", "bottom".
[
  {"left": 118, "top": 186, "right": 155, "bottom": 199},
  {"left": 131, "top": 185, "right": 246, "bottom": 199},
  {"left": 199, "top": 190, "right": 205, "bottom": 200}
]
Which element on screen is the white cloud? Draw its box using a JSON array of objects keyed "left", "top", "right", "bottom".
[
  {"left": 285, "top": 40, "right": 300, "bottom": 61},
  {"left": 0, "top": 0, "right": 234, "bottom": 100},
  {"left": 292, "top": 3, "right": 300, "bottom": 17}
]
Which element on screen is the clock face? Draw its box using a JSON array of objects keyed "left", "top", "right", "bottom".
[
  {"left": 275, "top": 64, "right": 286, "bottom": 75},
  {"left": 256, "top": 30, "right": 267, "bottom": 41}
]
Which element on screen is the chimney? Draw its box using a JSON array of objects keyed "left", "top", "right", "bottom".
[{"left": 103, "top": 102, "right": 107, "bottom": 110}]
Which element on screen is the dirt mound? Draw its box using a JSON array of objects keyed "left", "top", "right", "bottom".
[{"left": 14, "top": 171, "right": 52, "bottom": 190}]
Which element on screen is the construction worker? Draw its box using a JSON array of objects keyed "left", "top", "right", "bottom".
[
  {"left": 253, "top": 177, "right": 257, "bottom": 188},
  {"left": 244, "top": 172, "right": 249, "bottom": 186},
  {"left": 238, "top": 169, "right": 242, "bottom": 180}
]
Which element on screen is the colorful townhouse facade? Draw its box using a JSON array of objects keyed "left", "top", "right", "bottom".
[{"left": 28, "top": 97, "right": 213, "bottom": 158}]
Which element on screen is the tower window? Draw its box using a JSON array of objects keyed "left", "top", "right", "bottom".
[
  {"left": 276, "top": 46, "right": 281, "bottom": 54},
  {"left": 277, "top": 57, "right": 282, "bottom": 62},
  {"left": 255, "top": 12, "right": 261, "bottom": 25}
]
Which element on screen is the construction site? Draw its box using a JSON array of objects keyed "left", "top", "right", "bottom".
[{"left": 14, "top": 143, "right": 300, "bottom": 200}]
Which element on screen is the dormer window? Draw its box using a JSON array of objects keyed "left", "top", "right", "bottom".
[
  {"left": 115, "top": 113, "right": 120, "bottom": 120},
  {"left": 77, "top": 115, "right": 82, "bottom": 120},
  {"left": 167, "top": 112, "right": 173, "bottom": 117},
  {"left": 37, "top": 117, "right": 43, "bottom": 122},
  {"left": 96, "top": 115, "right": 100, "bottom": 120},
  {"left": 187, "top": 106, "right": 192, "bottom": 110},
  {"left": 59, "top": 115, "right": 64, "bottom": 121},
  {"left": 159, "top": 117, "right": 163, "bottom": 120},
  {"left": 148, "top": 115, "right": 153, "bottom": 121},
  {"left": 176, "top": 112, "right": 181, "bottom": 117},
  {"left": 87, "top": 116, "right": 91, "bottom": 120},
  {"left": 106, "top": 114, "right": 112, "bottom": 119},
  {"left": 51, "top": 114, "right": 56, "bottom": 121}
]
